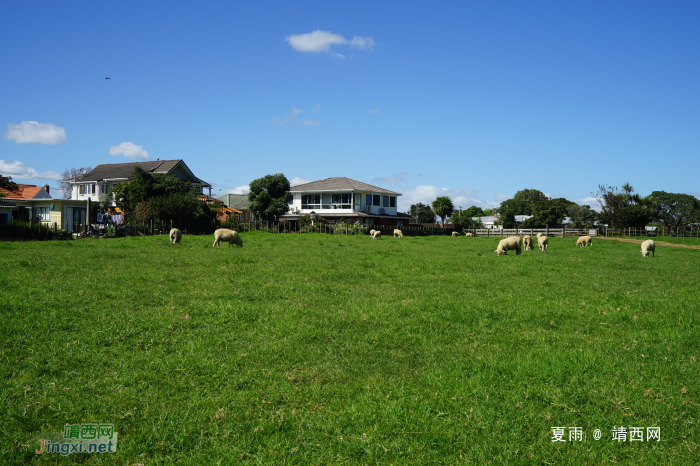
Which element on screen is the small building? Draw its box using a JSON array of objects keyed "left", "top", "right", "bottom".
[
  {"left": 0, "top": 183, "right": 88, "bottom": 230},
  {"left": 216, "top": 193, "right": 255, "bottom": 222},
  {"left": 280, "top": 177, "right": 413, "bottom": 226}
]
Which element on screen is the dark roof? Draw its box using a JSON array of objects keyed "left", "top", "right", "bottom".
[
  {"left": 73, "top": 159, "right": 210, "bottom": 186},
  {"left": 289, "top": 177, "right": 400, "bottom": 195},
  {"left": 216, "top": 193, "right": 251, "bottom": 210}
]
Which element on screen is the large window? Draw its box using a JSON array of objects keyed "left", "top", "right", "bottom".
[
  {"left": 390, "top": 196, "right": 396, "bottom": 208},
  {"left": 302, "top": 194, "right": 321, "bottom": 209},
  {"left": 332, "top": 193, "right": 351, "bottom": 209},
  {"left": 100, "top": 183, "right": 108, "bottom": 194},
  {"left": 366, "top": 194, "right": 372, "bottom": 205},
  {"left": 373, "top": 195, "right": 380, "bottom": 206},
  {"left": 35, "top": 206, "right": 50, "bottom": 221},
  {"left": 383, "top": 196, "right": 389, "bottom": 207}
]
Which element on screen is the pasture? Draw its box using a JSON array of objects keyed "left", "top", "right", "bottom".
[{"left": 1, "top": 233, "right": 698, "bottom": 465}]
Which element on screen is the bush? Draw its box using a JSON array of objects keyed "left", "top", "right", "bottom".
[{"left": 0, "top": 222, "right": 72, "bottom": 241}]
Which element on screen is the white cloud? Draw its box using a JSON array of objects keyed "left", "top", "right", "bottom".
[
  {"left": 368, "top": 108, "right": 382, "bottom": 114},
  {"left": 290, "top": 176, "right": 310, "bottom": 186},
  {"left": 286, "top": 30, "right": 375, "bottom": 57},
  {"left": 399, "top": 185, "right": 500, "bottom": 210},
  {"left": 0, "top": 159, "right": 63, "bottom": 181},
  {"left": 373, "top": 172, "right": 408, "bottom": 185},
  {"left": 269, "top": 108, "right": 320, "bottom": 127},
  {"left": 108, "top": 142, "right": 150, "bottom": 160},
  {"left": 577, "top": 196, "right": 602, "bottom": 211},
  {"left": 226, "top": 185, "right": 250, "bottom": 195},
  {"left": 3, "top": 121, "right": 67, "bottom": 145},
  {"left": 495, "top": 193, "right": 511, "bottom": 201}
]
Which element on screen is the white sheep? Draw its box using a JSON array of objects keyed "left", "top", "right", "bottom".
[
  {"left": 372, "top": 230, "right": 382, "bottom": 240},
  {"left": 213, "top": 228, "right": 244, "bottom": 247},
  {"left": 576, "top": 236, "right": 592, "bottom": 247},
  {"left": 641, "top": 239, "right": 655, "bottom": 257},
  {"left": 495, "top": 236, "right": 521, "bottom": 256},
  {"left": 522, "top": 235, "right": 534, "bottom": 251},
  {"left": 393, "top": 229, "right": 404, "bottom": 238},
  {"left": 169, "top": 228, "right": 182, "bottom": 244},
  {"left": 536, "top": 232, "right": 544, "bottom": 238},
  {"left": 465, "top": 232, "right": 473, "bottom": 237},
  {"left": 452, "top": 231, "right": 460, "bottom": 237},
  {"left": 369, "top": 229, "right": 377, "bottom": 236},
  {"left": 538, "top": 235, "right": 548, "bottom": 252}
]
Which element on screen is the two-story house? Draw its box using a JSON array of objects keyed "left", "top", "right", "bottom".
[
  {"left": 70, "top": 159, "right": 211, "bottom": 204},
  {"left": 281, "top": 177, "right": 413, "bottom": 226}
]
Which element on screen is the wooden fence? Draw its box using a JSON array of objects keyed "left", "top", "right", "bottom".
[{"left": 471, "top": 228, "right": 598, "bottom": 238}]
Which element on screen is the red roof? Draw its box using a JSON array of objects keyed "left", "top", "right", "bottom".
[{"left": 0, "top": 184, "right": 44, "bottom": 200}]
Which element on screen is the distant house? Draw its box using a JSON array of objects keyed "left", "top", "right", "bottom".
[
  {"left": 0, "top": 183, "right": 88, "bottom": 230},
  {"left": 216, "top": 193, "right": 254, "bottom": 222},
  {"left": 70, "top": 159, "right": 211, "bottom": 204},
  {"left": 280, "top": 177, "right": 413, "bottom": 226}
]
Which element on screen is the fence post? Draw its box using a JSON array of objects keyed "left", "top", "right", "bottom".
[{"left": 546, "top": 225, "right": 549, "bottom": 237}]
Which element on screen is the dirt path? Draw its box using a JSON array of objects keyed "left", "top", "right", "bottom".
[{"left": 595, "top": 237, "right": 700, "bottom": 250}]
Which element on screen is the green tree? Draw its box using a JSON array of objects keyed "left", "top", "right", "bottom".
[
  {"left": 494, "top": 211, "right": 517, "bottom": 228},
  {"left": 618, "top": 205, "right": 652, "bottom": 228},
  {"left": 513, "top": 188, "right": 548, "bottom": 205},
  {"left": 521, "top": 198, "right": 573, "bottom": 228},
  {"left": 567, "top": 204, "right": 597, "bottom": 228},
  {"left": 462, "top": 206, "right": 485, "bottom": 218},
  {"left": 408, "top": 203, "right": 436, "bottom": 224},
  {"left": 0, "top": 174, "right": 19, "bottom": 193},
  {"left": 482, "top": 208, "right": 495, "bottom": 217},
  {"left": 451, "top": 206, "right": 485, "bottom": 229},
  {"left": 432, "top": 196, "right": 454, "bottom": 228},
  {"left": 648, "top": 191, "right": 700, "bottom": 235},
  {"left": 498, "top": 189, "right": 549, "bottom": 215},
  {"left": 248, "top": 174, "right": 292, "bottom": 222}
]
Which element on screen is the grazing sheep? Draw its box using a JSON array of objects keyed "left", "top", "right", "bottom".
[
  {"left": 213, "top": 229, "right": 244, "bottom": 247},
  {"left": 452, "top": 231, "right": 460, "bottom": 237},
  {"left": 641, "top": 239, "right": 655, "bottom": 257},
  {"left": 372, "top": 230, "right": 382, "bottom": 240},
  {"left": 538, "top": 235, "right": 548, "bottom": 252},
  {"left": 369, "top": 229, "right": 377, "bottom": 236},
  {"left": 523, "top": 234, "right": 534, "bottom": 251},
  {"left": 465, "top": 233, "right": 473, "bottom": 237},
  {"left": 536, "top": 232, "right": 544, "bottom": 238},
  {"left": 495, "top": 236, "right": 521, "bottom": 256},
  {"left": 393, "top": 229, "right": 404, "bottom": 238},
  {"left": 576, "top": 236, "right": 592, "bottom": 247},
  {"left": 169, "top": 228, "right": 182, "bottom": 244}
]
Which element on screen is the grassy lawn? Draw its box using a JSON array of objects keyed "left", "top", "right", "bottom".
[
  {"left": 1, "top": 233, "right": 698, "bottom": 465},
  {"left": 606, "top": 235, "right": 700, "bottom": 247}
]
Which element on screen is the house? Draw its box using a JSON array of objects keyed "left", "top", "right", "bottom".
[
  {"left": 0, "top": 183, "right": 88, "bottom": 230},
  {"left": 70, "top": 159, "right": 211, "bottom": 204},
  {"left": 216, "top": 193, "right": 254, "bottom": 222},
  {"left": 280, "top": 177, "right": 413, "bottom": 226}
]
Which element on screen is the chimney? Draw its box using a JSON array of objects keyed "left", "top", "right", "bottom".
[{"left": 44, "top": 184, "right": 50, "bottom": 195}]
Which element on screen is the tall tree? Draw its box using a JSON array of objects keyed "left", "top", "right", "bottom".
[
  {"left": 591, "top": 184, "right": 626, "bottom": 227},
  {"left": 648, "top": 191, "right": 700, "bottom": 234},
  {"left": 567, "top": 204, "right": 597, "bottom": 228},
  {"left": 248, "top": 173, "right": 292, "bottom": 222},
  {"left": 408, "top": 203, "right": 436, "bottom": 223},
  {"left": 432, "top": 196, "right": 454, "bottom": 228},
  {"left": 498, "top": 189, "right": 549, "bottom": 215},
  {"left": 0, "top": 174, "right": 19, "bottom": 193},
  {"left": 60, "top": 166, "right": 93, "bottom": 199}
]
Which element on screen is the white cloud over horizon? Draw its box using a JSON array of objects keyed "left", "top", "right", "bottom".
[
  {"left": 398, "top": 185, "right": 500, "bottom": 210},
  {"left": 226, "top": 185, "right": 250, "bottom": 195},
  {"left": 108, "top": 142, "right": 150, "bottom": 160},
  {"left": 269, "top": 108, "right": 320, "bottom": 127},
  {"left": 290, "top": 176, "right": 310, "bottom": 186},
  {"left": 286, "top": 30, "right": 375, "bottom": 58},
  {"left": 3, "top": 121, "right": 67, "bottom": 145},
  {"left": 0, "top": 159, "right": 63, "bottom": 181}
]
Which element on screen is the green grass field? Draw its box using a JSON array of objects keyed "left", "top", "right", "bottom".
[{"left": 1, "top": 233, "right": 698, "bottom": 465}]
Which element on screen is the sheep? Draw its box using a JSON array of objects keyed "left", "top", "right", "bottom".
[
  {"left": 536, "top": 232, "right": 544, "bottom": 238},
  {"left": 369, "top": 229, "right": 377, "bottom": 236},
  {"left": 213, "top": 229, "right": 244, "bottom": 247},
  {"left": 452, "top": 231, "right": 460, "bottom": 237},
  {"left": 538, "top": 235, "right": 548, "bottom": 252},
  {"left": 523, "top": 234, "right": 534, "bottom": 251},
  {"left": 641, "top": 239, "right": 655, "bottom": 257},
  {"left": 495, "top": 236, "right": 521, "bottom": 256},
  {"left": 372, "top": 230, "right": 382, "bottom": 240},
  {"left": 393, "top": 229, "right": 404, "bottom": 238},
  {"left": 169, "top": 228, "right": 182, "bottom": 244},
  {"left": 465, "top": 233, "right": 473, "bottom": 237},
  {"left": 576, "top": 236, "right": 592, "bottom": 248}
]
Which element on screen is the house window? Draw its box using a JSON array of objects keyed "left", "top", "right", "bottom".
[
  {"left": 397, "top": 220, "right": 404, "bottom": 226},
  {"left": 100, "top": 184, "right": 107, "bottom": 194},
  {"left": 373, "top": 195, "right": 380, "bottom": 206},
  {"left": 366, "top": 194, "right": 372, "bottom": 205},
  {"left": 383, "top": 196, "right": 389, "bottom": 207},
  {"left": 92, "top": 184, "right": 96, "bottom": 194},
  {"left": 390, "top": 196, "right": 396, "bottom": 208},
  {"left": 35, "top": 207, "right": 50, "bottom": 221},
  {"left": 301, "top": 194, "right": 321, "bottom": 210},
  {"left": 331, "top": 193, "right": 351, "bottom": 209}
]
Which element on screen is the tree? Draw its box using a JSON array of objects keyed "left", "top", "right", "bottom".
[
  {"left": 482, "top": 208, "right": 495, "bottom": 217},
  {"left": 0, "top": 174, "right": 19, "bottom": 193},
  {"left": 451, "top": 206, "right": 485, "bottom": 230},
  {"left": 494, "top": 210, "right": 516, "bottom": 228},
  {"left": 618, "top": 205, "right": 652, "bottom": 228},
  {"left": 432, "top": 196, "right": 454, "bottom": 228},
  {"left": 60, "top": 166, "right": 93, "bottom": 199},
  {"left": 567, "top": 204, "right": 597, "bottom": 228},
  {"left": 520, "top": 198, "right": 574, "bottom": 228},
  {"left": 591, "top": 184, "right": 626, "bottom": 227},
  {"left": 248, "top": 174, "right": 292, "bottom": 222},
  {"left": 462, "top": 206, "right": 485, "bottom": 218},
  {"left": 498, "top": 189, "right": 549, "bottom": 215},
  {"left": 408, "top": 203, "right": 436, "bottom": 224},
  {"left": 648, "top": 191, "right": 700, "bottom": 235}
]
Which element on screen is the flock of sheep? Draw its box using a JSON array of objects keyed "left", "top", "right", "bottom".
[{"left": 167, "top": 226, "right": 656, "bottom": 257}]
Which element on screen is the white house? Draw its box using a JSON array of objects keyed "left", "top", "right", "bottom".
[
  {"left": 70, "top": 159, "right": 211, "bottom": 204},
  {"left": 281, "top": 177, "right": 414, "bottom": 226}
]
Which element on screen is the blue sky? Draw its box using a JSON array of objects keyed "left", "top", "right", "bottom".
[{"left": 2, "top": 1, "right": 698, "bottom": 211}]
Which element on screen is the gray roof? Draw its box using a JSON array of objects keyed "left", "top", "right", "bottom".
[
  {"left": 289, "top": 177, "right": 400, "bottom": 195},
  {"left": 216, "top": 193, "right": 251, "bottom": 210},
  {"left": 73, "top": 159, "right": 210, "bottom": 186}
]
